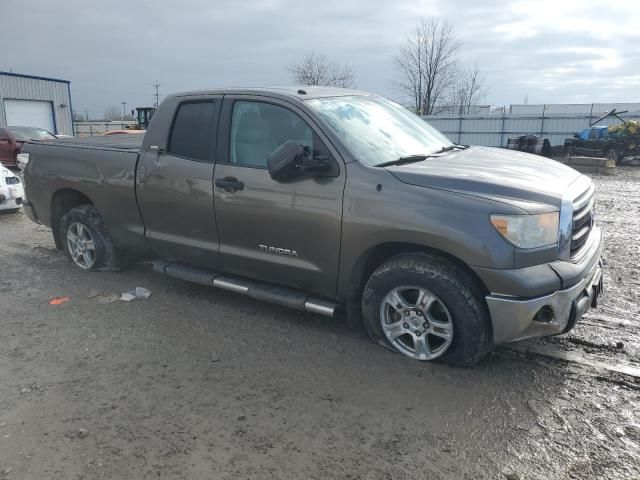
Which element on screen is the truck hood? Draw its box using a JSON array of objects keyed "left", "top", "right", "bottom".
[{"left": 385, "top": 146, "right": 583, "bottom": 211}]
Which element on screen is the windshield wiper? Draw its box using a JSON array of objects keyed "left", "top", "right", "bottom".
[
  {"left": 375, "top": 154, "right": 429, "bottom": 168},
  {"left": 432, "top": 144, "right": 469, "bottom": 154}
]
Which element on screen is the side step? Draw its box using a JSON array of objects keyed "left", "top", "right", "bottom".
[{"left": 152, "top": 260, "right": 338, "bottom": 317}]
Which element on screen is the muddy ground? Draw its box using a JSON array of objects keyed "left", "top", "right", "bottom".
[{"left": 0, "top": 168, "right": 639, "bottom": 480}]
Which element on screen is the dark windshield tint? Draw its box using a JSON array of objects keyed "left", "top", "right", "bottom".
[
  {"left": 8, "top": 127, "right": 56, "bottom": 141},
  {"left": 306, "top": 95, "right": 452, "bottom": 166}
]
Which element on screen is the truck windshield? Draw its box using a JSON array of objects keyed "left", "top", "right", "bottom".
[{"left": 306, "top": 95, "right": 453, "bottom": 166}]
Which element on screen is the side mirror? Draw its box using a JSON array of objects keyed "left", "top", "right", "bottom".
[
  {"left": 268, "top": 140, "right": 335, "bottom": 182},
  {"left": 267, "top": 140, "right": 306, "bottom": 182}
]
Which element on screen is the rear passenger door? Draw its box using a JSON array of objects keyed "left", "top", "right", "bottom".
[
  {"left": 212, "top": 96, "right": 345, "bottom": 298},
  {"left": 136, "top": 97, "right": 221, "bottom": 268}
]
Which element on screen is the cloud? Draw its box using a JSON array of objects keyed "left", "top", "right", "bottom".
[{"left": 1, "top": 0, "right": 638, "bottom": 114}]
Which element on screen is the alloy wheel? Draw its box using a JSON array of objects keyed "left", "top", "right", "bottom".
[
  {"left": 66, "top": 222, "right": 97, "bottom": 269},
  {"left": 380, "top": 285, "right": 454, "bottom": 360}
]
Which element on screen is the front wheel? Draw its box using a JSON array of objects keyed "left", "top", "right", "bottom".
[
  {"left": 362, "top": 253, "right": 492, "bottom": 366},
  {"left": 606, "top": 148, "right": 620, "bottom": 165},
  {"left": 59, "top": 204, "right": 127, "bottom": 271}
]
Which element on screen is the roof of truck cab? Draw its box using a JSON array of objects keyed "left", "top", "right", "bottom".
[{"left": 169, "top": 86, "right": 372, "bottom": 101}]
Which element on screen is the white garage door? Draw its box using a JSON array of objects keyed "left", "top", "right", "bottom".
[{"left": 4, "top": 99, "right": 55, "bottom": 133}]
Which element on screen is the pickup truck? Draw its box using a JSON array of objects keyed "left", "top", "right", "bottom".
[
  {"left": 564, "top": 125, "right": 639, "bottom": 163},
  {"left": 20, "top": 87, "right": 604, "bottom": 366}
]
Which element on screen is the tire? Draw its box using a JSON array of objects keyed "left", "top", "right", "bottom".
[
  {"left": 59, "top": 204, "right": 127, "bottom": 271},
  {"left": 362, "top": 253, "right": 492, "bottom": 367},
  {"left": 565, "top": 144, "right": 574, "bottom": 157},
  {"left": 606, "top": 148, "right": 620, "bottom": 165}
]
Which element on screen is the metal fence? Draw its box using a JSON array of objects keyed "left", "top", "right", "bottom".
[
  {"left": 73, "top": 121, "right": 136, "bottom": 137},
  {"left": 423, "top": 111, "right": 640, "bottom": 147}
]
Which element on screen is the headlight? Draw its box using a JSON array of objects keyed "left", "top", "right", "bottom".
[
  {"left": 490, "top": 212, "right": 559, "bottom": 249},
  {"left": 16, "top": 153, "right": 30, "bottom": 170}
]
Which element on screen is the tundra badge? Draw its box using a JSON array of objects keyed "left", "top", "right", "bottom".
[{"left": 259, "top": 244, "right": 298, "bottom": 257}]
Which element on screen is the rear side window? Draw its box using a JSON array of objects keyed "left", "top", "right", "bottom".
[{"left": 168, "top": 102, "right": 216, "bottom": 161}]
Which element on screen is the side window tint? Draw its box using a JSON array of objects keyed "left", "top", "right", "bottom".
[
  {"left": 230, "top": 101, "right": 314, "bottom": 167},
  {"left": 168, "top": 102, "right": 216, "bottom": 161}
]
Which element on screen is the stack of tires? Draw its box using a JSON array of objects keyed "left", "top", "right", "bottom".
[{"left": 506, "top": 135, "right": 552, "bottom": 158}]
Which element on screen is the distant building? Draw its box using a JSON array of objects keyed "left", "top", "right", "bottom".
[{"left": 0, "top": 71, "right": 73, "bottom": 135}]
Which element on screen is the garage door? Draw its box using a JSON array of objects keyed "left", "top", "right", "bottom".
[{"left": 4, "top": 99, "right": 55, "bottom": 133}]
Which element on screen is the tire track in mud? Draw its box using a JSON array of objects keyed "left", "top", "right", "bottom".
[{"left": 503, "top": 343, "right": 640, "bottom": 380}]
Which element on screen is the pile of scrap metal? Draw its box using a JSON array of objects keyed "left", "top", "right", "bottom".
[
  {"left": 506, "top": 135, "right": 552, "bottom": 157},
  {"left": 608, "top": 119, "right": 639, "bottom": 137},
  {"left": 564, "top": 110, "right": 640, "bottom": 164}
]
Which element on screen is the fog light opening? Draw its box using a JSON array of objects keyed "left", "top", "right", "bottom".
[{"left": 533, "top": 306, "right": 554, "bottom": 323}]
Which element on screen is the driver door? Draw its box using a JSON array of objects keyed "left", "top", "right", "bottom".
[{"left": 212, "top": 97, "right": 345, "bottom": 298}]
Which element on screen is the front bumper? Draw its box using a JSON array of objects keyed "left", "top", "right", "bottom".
[
  {"left": 485, "top": 227, "right": 604, "bottom": 344},
  {"left": 0, "top": 185, "right": 24, "bottom": 211}
]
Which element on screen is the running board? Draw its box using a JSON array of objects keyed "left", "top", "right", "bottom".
[{"left": 152, "top": 260, "right": 338, "bottom": 317}]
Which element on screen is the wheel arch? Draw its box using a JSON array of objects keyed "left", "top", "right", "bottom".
[
  {"left": 344, "top": 242, "right": 489, "bottom": 328},
  {"left": 51, "top": 189, "right": 94, "bottom": 249}
]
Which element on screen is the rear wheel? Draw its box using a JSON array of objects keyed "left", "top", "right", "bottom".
[
  {"left": 362, "top": 253, "right": 492, "bottom": 366},
  {"left": 59, "top": 205, "right": 127, "bottom": 271}
]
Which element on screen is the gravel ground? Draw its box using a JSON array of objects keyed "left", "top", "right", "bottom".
[{"left": 0, "top": 167, "right": 639, "bottom": 479}]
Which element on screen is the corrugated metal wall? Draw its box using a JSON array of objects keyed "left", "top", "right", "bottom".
[
  {"left": 0, "top": 72, "right": 73, "bottom": 135},
  {"left": 509, "top": 103, "right": 640, "bottom": 115},
  {"left": 73, "top": 121, "right": 137, "bottom": 136},
  {"left": 424, "top": 111, "right": 640, "bottom": 147}
]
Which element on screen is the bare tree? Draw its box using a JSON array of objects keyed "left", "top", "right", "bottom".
[
  {"left": 103, "top": 106, "right": 122, "bottom": 121},
  {"left": 288, "top": 51, "right": 355, "bottom": 88},
  {"left": 452, "top": 63, "right": 486, "bottom": 115},
  {"left": 392, "top": 18, "right": 460, "bottom": 115}
]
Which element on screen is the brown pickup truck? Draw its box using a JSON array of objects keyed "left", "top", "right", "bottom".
[{"left": 20, "top": 87, "right": 603, "bottom": 366}]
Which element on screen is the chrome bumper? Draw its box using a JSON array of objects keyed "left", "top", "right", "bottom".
[{"left": 486, "top": 260, "right": 603, "bottom": 345}]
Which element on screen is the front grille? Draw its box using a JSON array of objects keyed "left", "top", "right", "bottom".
[{"left": 570, "top": 184, "right": 595, "bottom": 258}]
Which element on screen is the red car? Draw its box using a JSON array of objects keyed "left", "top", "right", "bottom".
[{"left": 0, "top": 126, "right": 57, "bottom": 167}]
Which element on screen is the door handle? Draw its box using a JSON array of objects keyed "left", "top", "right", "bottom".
[{"left": 215, "top": 176, "right": 244, "bottom": 192}]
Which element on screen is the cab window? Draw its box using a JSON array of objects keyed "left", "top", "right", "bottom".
[
  {"left": 168, "top": 101, "right": 216, "bottom": 161},
  {"left": 230, "top": 101, "right": 314, "bottom": 168}
]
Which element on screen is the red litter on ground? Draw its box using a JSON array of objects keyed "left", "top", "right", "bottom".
[{"left": 49, "top": 296, "right": 70, "bottom": 306}]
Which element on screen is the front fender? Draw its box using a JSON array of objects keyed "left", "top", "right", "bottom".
[{"left": 337, "top": 165, "right": 524, "bottom": 298}]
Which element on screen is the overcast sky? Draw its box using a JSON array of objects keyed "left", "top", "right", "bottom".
[{"left": 2, "top": 0, "right": 638, "bottom": 118}]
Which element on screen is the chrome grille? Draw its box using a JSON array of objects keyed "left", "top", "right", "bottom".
[{"left": 570, "top": 184, "right": 595, "bottom": 258}]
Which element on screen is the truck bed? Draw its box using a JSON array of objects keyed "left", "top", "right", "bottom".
[
  {"left": 22, "top": 133, "right": 147, "bottom": 254},
  {"left": 33, "top": 133, "right": 144, "bottom": 152}
]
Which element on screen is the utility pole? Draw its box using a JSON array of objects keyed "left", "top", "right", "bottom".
[
  {"left": 84, "top": 109, "right": 89, "bottom": 122},
  {"left": 121, "top": 102, "right": 127, "bottom": 120},
  {"left": 153, "top": 82, "right": 161, "bottom": 108}
]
